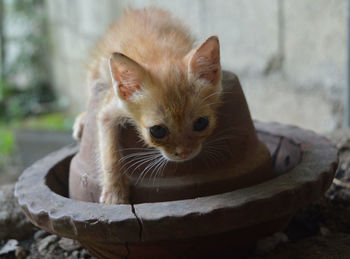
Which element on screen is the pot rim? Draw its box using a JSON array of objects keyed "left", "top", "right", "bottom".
[{"left": 14, "top": 121, "right": 338, "bottom": 243}]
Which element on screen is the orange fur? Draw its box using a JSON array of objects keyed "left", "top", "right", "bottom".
[{"left": 80, "top": 8, "right": 222, "bottom": 204}]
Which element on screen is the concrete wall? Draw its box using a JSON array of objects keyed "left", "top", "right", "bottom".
[{"left": 45, "top": 0, "right": 346, "bottom": 133}]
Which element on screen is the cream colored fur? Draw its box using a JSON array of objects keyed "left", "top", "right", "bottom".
[{"left": 75, "top": 8, "right": 222, "bottom": 204}]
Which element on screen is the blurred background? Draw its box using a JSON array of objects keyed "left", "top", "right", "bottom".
[{"left": 0, "top": 0, "right": 346, "bottom": 184}]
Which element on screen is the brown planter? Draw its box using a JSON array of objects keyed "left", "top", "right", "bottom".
[
  {"left": 15, "top": 122, "right": 338, "bottom": 258},
  {"left": 69, "top": 71, "right": 273, "bottom": 204}
]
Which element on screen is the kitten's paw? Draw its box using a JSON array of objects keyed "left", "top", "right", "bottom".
[
  {"left": 72, "top": 112, "right": 87, "bottom": 140},
  {"left": 99, "top": 188, "right": 129, "bottom": 204}
]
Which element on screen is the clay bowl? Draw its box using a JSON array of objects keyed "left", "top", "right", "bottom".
[
  {"left": 15, "top": 121, "right": 337, "bottom": 258},
  {"left": 69, "top": 71, "right": 274, "bottom": 204}
]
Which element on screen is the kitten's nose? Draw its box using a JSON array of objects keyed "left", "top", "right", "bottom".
[{"left": 176, "top": 148, "right": 192, "bottom": 159}]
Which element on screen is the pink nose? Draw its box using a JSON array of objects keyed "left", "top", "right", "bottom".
[{"left": 178, "top": 148, "right": 192, "bottom": 159}]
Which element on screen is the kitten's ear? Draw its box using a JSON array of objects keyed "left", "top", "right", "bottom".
[
  {"left": 109, "top": 53, "right": 146, "bottom": 101},
  {"left": 186, "top": 36, "right": 221, "bottom": 86}
]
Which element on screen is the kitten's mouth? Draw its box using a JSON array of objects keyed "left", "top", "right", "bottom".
[{"left": 161, "top": 146, "right": 201, "bottom": 162}]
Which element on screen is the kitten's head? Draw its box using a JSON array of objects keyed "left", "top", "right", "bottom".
[{"left": 109, "top": 36, "right": 221, "bottom": 162}]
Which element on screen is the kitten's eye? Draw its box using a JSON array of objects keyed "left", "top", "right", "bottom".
[
  {"left": 150, "top": 125, "right": 168, "bottom": 138},
  {"left": 193, "top": 117, "right": 209, "bottom": 131}
]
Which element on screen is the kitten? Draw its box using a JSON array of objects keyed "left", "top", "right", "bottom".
[{"left": 73, "top": 8, "right": 222, "bottom": 204}]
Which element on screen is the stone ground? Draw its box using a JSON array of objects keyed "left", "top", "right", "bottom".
[
  {"left": 249, "top": 129, "right": 350, "bottom": 259},
  {"left": 0, "top": 184, "right": 92, "bottom": 259},
  {"left": 0, "top": 129, "right": 350, "bottom": 258}
]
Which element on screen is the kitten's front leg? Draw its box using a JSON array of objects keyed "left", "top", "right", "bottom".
[
  {"left": 72, "top": 112, "right": 87, "bottom": 140},
  {"left": 99, "top": 177, "right": 129, "bottom": 204},
  {"left": 97, "top": 110, "right": 129, "bottom": 205}
]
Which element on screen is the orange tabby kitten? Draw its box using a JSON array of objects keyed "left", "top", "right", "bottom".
[{"left": 73, "top": 8, "right": 222, "bottom": 204}]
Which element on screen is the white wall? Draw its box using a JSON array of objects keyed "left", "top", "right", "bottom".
[{"left": 45, "top": 0, "right": 346, "bottom": 133}]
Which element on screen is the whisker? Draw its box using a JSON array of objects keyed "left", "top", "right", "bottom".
[
  {"left": 204, "top": 148, "right": 222, "bottom": 160},
  {"left": 151, "top": 157, "right": 168, "bottom": 185},
  {"left": 211, "top": 126, "right": 248, "bottom": 136},
  {"left": 206, "top": 140, "right": 232, "bottom": 151},
  {"left": 150, "top": 157, "right": 164, "bottom": 183},
  {"left": 199, "top": 90, "right": 234, "bottom": 105},
  {"left": 121, "top": 153, "right": 161, "bottom": 176},
  {"left": 119, "top": 153, "right": 160, "bottom": 167},
  {"left": 119, "top": 150, "right": 159, "bottom": 163},
  {"left": 205, "top": 147, "right": 226, "bottom": 165},
  {"left": 202, "top": 126, "right": 246, "bottom": 164},
  {"left": 205, "top": 128, "right": 248, "bottom": 145},
  {"left": 200, "top": 90, "right": 221, "bottom": 103},
  {"left": 136, "top": 156, "right": 163, "bottom": 184},
  {"left": 159, "top": 159, "right": 168, "bottom": 177},
  {"left": 118, "top": 147, "right": 155, "bottom": 152},
  {"left": 137, "top": 138, "right": 146, "bottom": 144},
  {"left": 205, "top": 135, "right": 238, "bottom": 145},
  {"left": 121, "top": 157, "right": 151, "bottom": 176},
  {"left": 140, "top": 156, "right": 163, "bottom": 182},
  {"left": 205, "top": 153, "right": 219, "bottom": 165},
  {"left": 120, "top": 156, "right": 159, "bottom": 174},
  {"left": 127, "top": 154, "right": 162, "bottom": 178},
  {"left": 162, "top": 159, "right": 169, "bottom": 175},
  {"left": 203, "top": 101, "right": 225, "bottom": 107},
  {"left": 205, "top": 143, "right": 233, "bottom": 160},
  {"left": 154, "top": 158, "right": 168, "bottom": 184}
]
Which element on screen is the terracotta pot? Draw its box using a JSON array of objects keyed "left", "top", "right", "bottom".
[
  {"left": 69, "top": 71, "right": 273, "bottom": 203},
  {"left": 15, "top": 122, "right": 337, "bottom": 258},
  {"left": 15, "top": 71, "right": 338, "bottom": 258}
]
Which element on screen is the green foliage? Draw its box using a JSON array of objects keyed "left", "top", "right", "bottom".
[
  {"left": 19, "top": 113, "right": 74, "bottom": 131},
  {"left": 12, "top": 0, "right": 45, "bottom": 12},
  {"left": 0, "top": 113, "right": 74, "bottom": 167},
  {"left": 0, "top": 0, "right": 69, "bottom": 169},
  {"left": 0, "top": 126, "right": 14, "bottom": 167},
  {"left": 0, "top": 127, "right": 14, "bottom": 156},
  {"left": 0, "top": 79, "right": 55, "bottom": 120},
  {"left": 0, "top": 0, "right": 56, "bottom": 122}
]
